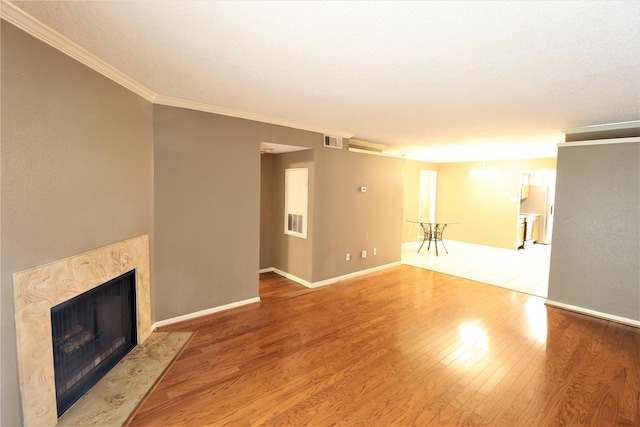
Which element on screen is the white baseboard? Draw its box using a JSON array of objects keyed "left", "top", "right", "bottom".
[
  {"left": 159, "top": 262, "right": 401, "bottom": 329},
  {"left": 263, "top": 262, "right": 401, "bottom": 289},
  {"left": 268, "top": 268, "right": 314, "bottom": 287},
  {"left": 402, "top": 240, "right": 421, "bottom": 248},
  {"left": 545, "top": 300, "right": 640, "bottom": 328},
  {"left": 153, "top": 297, "right": 261, "bottom": 329}
]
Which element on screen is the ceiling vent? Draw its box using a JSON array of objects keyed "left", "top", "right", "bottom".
[{"left": 323, "top": 135, "right": 343, "bottom": 149}]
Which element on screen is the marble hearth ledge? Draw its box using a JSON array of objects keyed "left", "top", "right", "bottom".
[{"left": 57, "top": 331, "right": 193, "bottom": 427}]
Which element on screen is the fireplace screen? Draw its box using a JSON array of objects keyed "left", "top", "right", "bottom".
[{"left": 51, "top": 269, "right": 137, "bottom": 417}]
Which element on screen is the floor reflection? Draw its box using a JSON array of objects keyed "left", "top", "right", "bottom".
[
  {"left": 454, "top": 321, "right": 490, "bottom": 367},
  {"left": 525, "top": 297, "right": 548, "bottom": 342}
]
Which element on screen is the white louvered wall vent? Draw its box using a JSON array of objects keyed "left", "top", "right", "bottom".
[
  {"left": 287, "top": 213, "right": 304, "bottom": 233},
  {"left": 324, "top": 135, "right": 343, "bottom": 149}
]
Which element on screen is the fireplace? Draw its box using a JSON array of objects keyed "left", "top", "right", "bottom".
[
  {"left": 51, "top": 269, "right": 137, "bottom": 416},
  {"left": 13, "top": 235, "right": 152, "bottom": 427}
]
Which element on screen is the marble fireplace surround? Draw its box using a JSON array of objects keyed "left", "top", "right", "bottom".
[{"left": 13, "top": 235, "right": 152, "bottom": 427}]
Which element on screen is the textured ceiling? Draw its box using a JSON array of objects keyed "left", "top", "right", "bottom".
[{"left": 7, "top": 0, "right": 640, "bottom": 161}]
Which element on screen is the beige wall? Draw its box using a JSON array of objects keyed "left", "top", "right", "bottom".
[
  {"left": 436, "top": 158, "right": 557, "bottom": 249},
  {"left": 402, "top": 159, "right": 439, "bottom": 244},
  {"left": 1, "top": 23, "right": 154, "bottom": 426}
]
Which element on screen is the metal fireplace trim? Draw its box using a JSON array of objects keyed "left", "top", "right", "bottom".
[{"left": 51, "top": 269, "right": 138, "bottom": 417}]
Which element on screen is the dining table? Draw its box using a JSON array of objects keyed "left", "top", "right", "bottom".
[{"left": 406, "top": 219, "right": 459, "bottom": 256}]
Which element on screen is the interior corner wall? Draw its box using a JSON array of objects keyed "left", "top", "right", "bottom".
[
  {"left": 1, "top": 22, "right": 154, "bottom": 426},
  {"left": 260, "top": 154, "right": 276, "bottom": 269},
  {"left": 403, "top": 159, "right": 438, "bottom": 244},
  {"left": 153, "top": 105, "right": 262, "bottom": 321},
  {"left": 261, "top": 141, "right": 405, "bottom": 285},
  {"left": 548, "top": 142, "right": 640, "bottom": 321},
  {"left": 271, "top": 150, "right": 315, "bottom": 282}
]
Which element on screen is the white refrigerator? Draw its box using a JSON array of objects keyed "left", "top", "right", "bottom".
[{"left": 520, "top": 185, "right": 555, "bottom": 244}]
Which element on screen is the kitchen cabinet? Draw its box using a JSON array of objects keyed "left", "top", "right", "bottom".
[{"left": 518, "top": 213, "right": 540, "bottom": 249}]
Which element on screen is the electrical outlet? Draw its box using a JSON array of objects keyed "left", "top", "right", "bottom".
[
  {"left": 361, "top": 250, "right": 367, "bottom": 259},
  {"left": 373, "top": 248, "right": 377, "bottom": 255},
  {"left": 346, "top": 253, "right": 352, "bottom": 261}
]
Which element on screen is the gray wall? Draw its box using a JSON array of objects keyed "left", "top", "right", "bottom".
[
  {"left": 260, "top": 154, "right": 276, "bottom": 268},
  {"left": 312, "top": 149, "right": 404, "bottom": 282},
  {"left": 548, "top": 142, "right": 640, "bottom": 321},
  {"left": 153, "top": 106, "right": 262, "bottom": 320},
  {"left": 260, "top": 146, "right": 404, "bottom": 284},
  {"left": 271, "top": 150, "right": 315, "bottom": 281},
  {"left": 1, "top": 23, "right": 154, "bottom": 426}
]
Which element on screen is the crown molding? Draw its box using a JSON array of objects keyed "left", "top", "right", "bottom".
[
  {"left": 563, "top": 120, "right": 640, "bottom": 134},
  {"left": 1, "top": 0, "right": 157, "bottom": 102},
  {"left": 1, "top": 0, "right": 355, "bottom": 139},
  {"left": 557, "top": 136, "right": 640, "bottom": 148},
  {"left": 154, "top": 94, "right": 353, "bottom": 138}
]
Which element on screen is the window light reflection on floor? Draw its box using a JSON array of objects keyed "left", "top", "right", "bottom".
[
  {"left": 525, "top": 297, "right": 548, "bottom": 343},
  {"left": 448, "top": 321, "right": 490, "bottom": 368}
]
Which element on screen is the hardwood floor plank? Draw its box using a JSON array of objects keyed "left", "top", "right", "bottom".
[{"left": 127, "top": 265, "right": 640, "bottom": 426}]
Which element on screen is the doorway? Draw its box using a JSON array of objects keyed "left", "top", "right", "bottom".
[{"left": 419, "top": 170, "right": 437, "bottom": 222}]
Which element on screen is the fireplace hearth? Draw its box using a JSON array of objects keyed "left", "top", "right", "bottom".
[{"left": 51, "top": 270, "right": 137, "bottom": 416}]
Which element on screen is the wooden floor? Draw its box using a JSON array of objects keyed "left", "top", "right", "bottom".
[{"left": 128, "top": 266, "right": 640, "bottom": 426}]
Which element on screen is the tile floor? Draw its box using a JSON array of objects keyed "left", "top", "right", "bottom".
[{"left": 401, "top": 239, "right": 551, "bottom": 298}]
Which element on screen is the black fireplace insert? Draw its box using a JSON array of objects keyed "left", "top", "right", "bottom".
[{"left": 50, "top": 269, "right": 137, "bottom": 417}]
